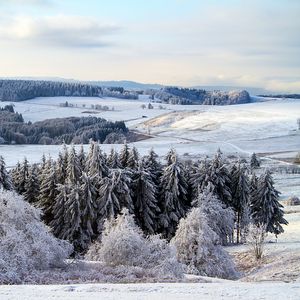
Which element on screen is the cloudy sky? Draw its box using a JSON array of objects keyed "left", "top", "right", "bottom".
[{"left": 0, "top": 0, "right": 299, "bottom": 92}]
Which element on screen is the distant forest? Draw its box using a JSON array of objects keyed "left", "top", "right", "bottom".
[
  {"left": 0, "top": 80, "right": 138, "bottom": 102},
  {"left": 0, "top": 105, "right": 129, "bottom": 145},
  {"left": 258, "top": 94, "right": 300, "bottom": 99},
  {"left": 153, "top": 87, "right": 251, "bottom": 105}
]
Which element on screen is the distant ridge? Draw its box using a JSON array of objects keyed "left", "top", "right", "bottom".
[{"left": 0, "top": 76, "right": 275, "bottom": 95}]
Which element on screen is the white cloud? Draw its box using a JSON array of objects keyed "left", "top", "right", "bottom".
[{"left": 0, "top": 15, "right": 120, "bottom": 48}]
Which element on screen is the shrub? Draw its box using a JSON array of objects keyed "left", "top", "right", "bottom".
[
  {"left": 0, "top": 189, "right": 72, "bottom": 283},
  {"left": 86, "top": 209, "right": 183, "bottom": 280}
]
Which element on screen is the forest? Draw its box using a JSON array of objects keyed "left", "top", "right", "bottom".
[
  {"left": 0, "top": 105, "right": 129, "bottom": 144},
  {"left": 0, "top": 144, "right": 288, "bottom": 283},
  {"left": 0, "top": 79, "right": 138, "bottom": 102},
  {"left": 154, "top": 87, "right": 251, "bottom": 105}
]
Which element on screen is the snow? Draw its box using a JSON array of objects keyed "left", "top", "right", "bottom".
[{"left": 1, "top": 281, "right": 299, "bottom": 300}]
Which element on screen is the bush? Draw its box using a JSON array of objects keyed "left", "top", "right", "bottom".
[
  {"left": 0, "top": 189, "right": 72, "bottom": 283},
  {"left": 86, "top": 209, "right": 183, "bottom": 280},
  {"left": 171, "top": 207, "right": 238, "bottom": 279},
  {"left": 247, "top": 223, "right": 267, "bottom": 260},
  {"left": 286, "top": 196, "right": 300, "bottom": 206}
]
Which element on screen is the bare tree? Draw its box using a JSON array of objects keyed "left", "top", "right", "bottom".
[{"left": 247, "top": 223, "right": 267, "bottom": 260}]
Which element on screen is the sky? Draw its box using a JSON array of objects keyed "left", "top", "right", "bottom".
[{"left": 0, "top": 0, "right": 299, "bottom": 92}]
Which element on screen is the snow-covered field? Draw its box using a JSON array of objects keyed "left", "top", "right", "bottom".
[
  {"left": 1, "top": 281, "right": 300, "bottom": 300},
  {"left": 0, "top": 96, "right": 299, "bottom": 167}
]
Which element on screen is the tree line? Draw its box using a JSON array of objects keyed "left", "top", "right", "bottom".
[
  {"left": 0, "top": 106, "right": 128, "bottom": 144},
  {"left": 0, "top": 143, "right": 287, "bottom": 253},
  {"left": 0, "top": 79, "right": 138, "bottom": 102}
]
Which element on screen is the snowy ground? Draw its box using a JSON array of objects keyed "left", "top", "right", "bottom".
[
  {"left": 0, "top": 96, "right": 299, "bottom": 166},
  {"left": 1, "top": 281, "right": 300, "bottom": 300}
]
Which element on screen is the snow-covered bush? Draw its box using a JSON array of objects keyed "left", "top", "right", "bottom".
[
  {"left": 171, "top": 207, "right": 238, "bottom": 279},
  {"left": 247, "top": 223, "right": 267, "bottom": 260},
  {"left": 0, "top": 189, "right": 72, "bottom": 284},
  {"left": 86, "top": 208, "right": 183, "bottom": 280},
  {"left": 286, "top": 196, "right": 300, "bottom": 206}
]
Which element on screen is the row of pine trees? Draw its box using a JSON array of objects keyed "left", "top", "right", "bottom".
[{"left": 0, "top": 143, "right": 287, "bottom": 252}]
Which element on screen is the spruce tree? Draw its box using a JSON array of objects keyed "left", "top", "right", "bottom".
[
  {"left": 96, "top": 169, "right": 133, "bottom": 232},
  {"left": 85, "top": 141, "right": 108, "bottom": 178},
  {"left": 38, "top": 164, "right": 57, "bottom": 224},
  {"left": 66, "top": 145, "right": 82, "bottom": 185},
  {"left": 50, "top": 183, "right": 69, "bottom": 239},
  {"left": 252, "top": 170, "right": 288, "bottom": 236},
  {"left": 78, "top": 144, "right": 86, "bottom": 171},
  {"left": 12, "top": 158, "right": 29, "bottom": 194},
  {"left": 230, "top": 162, "right": 250, "bottom": 243},
  {"left": 80, "top": 172, "right": 97, "bottom": 245},
  {"left": 143, "top": 148, "right": 162, "bottom": 186},
  {"left": 132, "top": 161, "right": 160, "bottom": 234},
  {"left": 127, "top": 146, "right": 139, "bottom": 170},
  {"left": 159, "top": 149, "right": 188, "bottom": 238},
  {"left": 250, "top": 153, "right": 260, "bottom": 169},
  {"left": 107, "top": 148, "right": 122, "bottom": 169},
  {"left": 23, "top": 165, "right": 40, "bottom": 204},
  {"left": 119, "top": 143, "right": 130, "bottom": 168},
  {"left": 64, "top": 184, "right": 85, "bottom": 252},
  {"left": 0, "top": 156, "right": 14, "bottom": 190}
]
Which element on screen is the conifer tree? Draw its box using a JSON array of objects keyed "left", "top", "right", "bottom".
[
  {"left": 200, "top": 150, "right": 232, "bottom": 206},
  {"left": 23, "top": 165, "right": 40, "bottom": 204},
  {"left": 66, "top": 145, "right": 82, "bottom": 185},
  {"left": 64, "top": 184, "right": 86, "bottom": 252},
  {"left": 143, "top": 148, "right": 162, "bottom": 185},
  {"left": 38, "top": 163, "right": 57, "bottom": 224},
  {"left": 50, "top": 183, "right": 69, "bottom": 239},
  {"left": 250, "top": 153, "right": 260, "bottom": 169},
  {"left": 119, "top": 143, "right": 130, "bottom": 168},
  {"left": 230, "top": 162, "right": 250, "bottom": 243},
  {"left": 96, "top": 169, "right": 133, "bottom": 232},
  {"left": 0, "top": 156, "right": 14, "bottom": 190},
  {"left": 12, "top": 157, "right": 29, "bottom": 194},
  {"left": 78, "top": 144, "right": 86, "bottom": 171},
  {"left": 107, "top": 148, "right": 121, "bottom": 169},
  {"left": 127, "top": 146, "right": 139, "bottom": 170},
  {"left": 80, "top": 172, "right": 97, "bottom": 245},
  {"left": 252, "top": 170, "right": 288, "bottom": 236},
  {"left": 132, "top": 161, "right": 160, "bottom": 234},
  {"left": 159, "top": 149, "right": 188, "bottom": 238},
  {"left": 85, "top": 141, "right": 108, "bottom": 178}
]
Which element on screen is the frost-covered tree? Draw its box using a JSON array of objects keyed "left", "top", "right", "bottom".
[
  {"left": 63, "top": 184, "right": 85, "bottom": 252},
  {"left": 23, "top": 165, "right": 40, "bottom": 204},
  {"left": 12, "top": 157, "right": 29, "bottom": 194},
  {"left": 193, "top": 184, "right": 235, "bottom": 245},
  {"left": 127, "top": 146, "right": 139, "bottom": 170},
  {"left": 251, "top": 170, "right": 288, "bottom": 236},
  {"left": 107, "top": 148, "right": 121, "bottom": 169},
  {"left": 190, "top": 157, "right": 209, "bottom": 198},
  {"left": 119, "top": 142, "right": 130, "bottom": 168},
  {"left": 250, "top": 153, "right": 260, "bottom": 169},
  {"left": 230, "top": 162, "right": 250, "bottom": 243},
  {"left": 0, "top": 190, "right": 72, "bottom": 284},
  {"left": 38, "top": 164, "right": 58, "bottom": 224},
  {"left": 80, "top": 172, "right": 97, "bottom": 245},
  {"left": 171, "top": 207, "right": 238, "bottom": 279},
  {"left": 66, "top": 145, "right": 82, "bottom": 184},
  {"left": 143, "top": 148, "right": 162, "bottom": 185},
  {"left": 50, "top": 183, "right": 69, "bottom": 239},
  {"left": 159, "top": 149, "right": 188, "bottom": 238},
  {"left": 96, "top": 169, "right": 133, "bottom": 232},
  {"left": 55, "top": 150, "right": 68, "bottom": 184},
  {"left": 78, "top": 144, "right": 86, "bottom": 170},
  {"left": 86, "top": 208, "right": 183, "bottom": 279},
  {"left": 85, "top": 141, "right": 108, "bottom": 178},
  {"left": 0, "top": 155, "right": 14, "bottom": 190},
  {"left": 132, "top": 162, "right": 160, "bottom": 234}
]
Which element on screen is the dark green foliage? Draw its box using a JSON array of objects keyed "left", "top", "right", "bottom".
[{"left": 251, "top": 170, "right": 288, "bottom": 236}]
